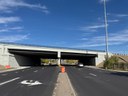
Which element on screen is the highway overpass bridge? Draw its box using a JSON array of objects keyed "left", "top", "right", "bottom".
[{"left": 0, "top": 42, "right": 109, "bottom": 67}]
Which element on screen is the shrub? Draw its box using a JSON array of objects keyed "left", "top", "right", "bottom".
[{"left": 104, "top": 56, "right": 119, "bottom": 69}]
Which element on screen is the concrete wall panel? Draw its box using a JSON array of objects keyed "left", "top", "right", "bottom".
[{"left": 9, "top": 54, "right": 41, "bottom": 67}]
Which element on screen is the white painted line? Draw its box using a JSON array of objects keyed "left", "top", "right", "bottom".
[
  {"left": 0, "top": 77, "right": 20, "bottom": 86},
  {"left": 89, "top": 73, "right": 97, "bottom": 77},
  {"left": 66, "top": 73, "right": 77, "bottom": 96},
  {"left": 15, "top": 72, "right": 18, "bottom": 73},
  {"left": 34, "top": 70, "right": 38, "bottom": 72}
]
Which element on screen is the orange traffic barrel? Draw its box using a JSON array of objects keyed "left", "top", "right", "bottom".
[{"left": 61, "top": 66, "right": 65, "bottom": 73}]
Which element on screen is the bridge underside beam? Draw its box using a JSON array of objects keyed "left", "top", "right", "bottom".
[
  {"left": 9, "top": 49, "right": 58, "bottom": 59},
  {"left": 8, "top": 49, "right": 58, "bottom": 67},
  {"left": 61, "top": 52, "right": 97, "bottom": 66},
  {"left": 8, "top": 49, "right": 98, "bottom": 67}
]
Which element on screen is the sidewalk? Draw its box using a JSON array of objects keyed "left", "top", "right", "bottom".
[
  {"left": 52, "top": 72, "right": 77, "bottom": 96},
  {"left": 0, "top": 67, "right": 30, "bottom": 73}
]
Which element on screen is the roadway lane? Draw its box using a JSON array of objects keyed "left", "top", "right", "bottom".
[
  {"left": 66, "top": 66, "right": 128, "bottom": 96},
  {"left": 0, "top": 66, "right": 59, "bottom": 96}
]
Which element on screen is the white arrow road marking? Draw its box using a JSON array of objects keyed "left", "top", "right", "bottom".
[
  {"left": 0, "top": 77, "right": 20, "bottom": 86},
  {"left": 30, "top": 81, "right": 42, "bottom": 86},
  {"left": 21, "top": 80, "right": 42, "bottom": 86},
  {"left": 89, "top": 73, "right": 97, "bottom": 77}
]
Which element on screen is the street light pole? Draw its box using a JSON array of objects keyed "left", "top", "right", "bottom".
[{"left": 103, "top": 0, "right": 109, "bottom": 59}]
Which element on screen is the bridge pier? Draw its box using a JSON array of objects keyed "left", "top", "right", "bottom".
[{"left": 58, "top": 51, "right": 61, "bottom": 66}]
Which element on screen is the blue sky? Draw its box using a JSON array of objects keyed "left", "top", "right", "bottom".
[{"left": 0, "top": 0, "right": 128, "bottom": 54}]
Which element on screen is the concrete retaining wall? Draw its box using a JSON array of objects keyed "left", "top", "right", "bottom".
[{"left": 9, "top": 54, "right": 41, "bottom": 67}]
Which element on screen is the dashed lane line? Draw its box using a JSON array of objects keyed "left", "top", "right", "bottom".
[
  {"left": 34, "top": 70, "right": 38, "bottom": 72},
  {"left": 0, "top": 77, "right": 20, "bottom": 86},
  {"left": 89, "top": 73, "right": 97, "bottom": 77}
]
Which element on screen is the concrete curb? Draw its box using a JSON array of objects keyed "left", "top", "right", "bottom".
[
  {"left": 66, "top": 73, "right": 77, "bottom": 96},
  {"left": 0, "top": 67, "right": 30, "bottom": 73},
  {"left": 52, "top": 72, "right": 77, "bottom": 96}
]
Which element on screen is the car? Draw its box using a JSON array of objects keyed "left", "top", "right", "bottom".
[{"left": 77, "top": 63, "right": 84, "bottom": 68}]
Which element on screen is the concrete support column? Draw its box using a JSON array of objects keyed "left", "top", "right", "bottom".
[
  {"left": 0, "top": 44, "right": 9, "bottom": 66},
  {"left": 57, "top": 51, "right": 61, "bottom": 66}
]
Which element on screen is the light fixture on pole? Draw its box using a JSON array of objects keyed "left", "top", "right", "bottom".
[{"left": 103, "top": 0, "right": 109, "bottom": 59}]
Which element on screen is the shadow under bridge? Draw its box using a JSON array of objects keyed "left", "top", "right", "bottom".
[
  {"left": 8, "top": 49, "right": 58, "bottom": 66},
  {"left": 61, "top": 52, "right": 98, "bottom": 66}
]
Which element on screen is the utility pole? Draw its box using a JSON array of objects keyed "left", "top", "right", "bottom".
[{"left": 103, "top": 0, "right": 109, "bottom": 59}]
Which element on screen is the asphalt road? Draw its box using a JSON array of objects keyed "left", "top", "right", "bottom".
[
  {"left": 66, "top": 66, "right": 128, "bottom": 96},
  {"left": 0, "top": 66, "right": 59, "bottom": 96}
]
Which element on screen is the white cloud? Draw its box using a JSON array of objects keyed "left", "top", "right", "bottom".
[
  {"left": 115, "top": 14, "right": 128, "bottom": 18},
  {"left": 75, "top": 29, "right": 128, "bottom": 48},
  {"left": 99, "top": 0, "right": 110, "bottom": 3},
  {"left": 0, "top": 26, "right": 23, "bottom": 32},
  {"left": 0, "top": 16, "right": 21, "bottom": 24},
  {"left": 9, "top": 26, "right": 23, "bottom": 30},
  {"left": 98, "top": 17, "right": 120, "bottom": 23},
  {"left": 107, "top": 19, "right": 119, "bottom": 23},
  {"left": 80, "top": 24, "right": 105, "bottom": 32},
  {"left": 80, "top": 38, "right": 88, "bottom": 41},
  {"left": 0, "top": 34, "right": 29, "bottom": 42},
  {"left": 91, "top": 29, "right": 128, "bottom": 43},
  {"left": 108, "top": 13, "right": 128, "bottom": 18},
  {"left": 0, "top": 0, "right": 48, "bottom": 13}
]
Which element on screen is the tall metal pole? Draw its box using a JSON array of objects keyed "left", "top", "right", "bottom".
[{"left": 103, "top": 0, "right": 109, "bottom": 59}]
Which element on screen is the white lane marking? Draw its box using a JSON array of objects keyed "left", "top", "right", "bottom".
[
  {"left": 34, "top": 70, "right": 38, "bottom": 72},
  {"left": 21, "top": 80, "right": 42, "bottom": 86},
  {"left": 0, "top": 77, "right": 20, "bottom": 86},
  {"left": 2, "top": 74, "right": 8, "bottom": 76},
  {"left": 89, "top": 73, "right": 97, "bottom": 77}
]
